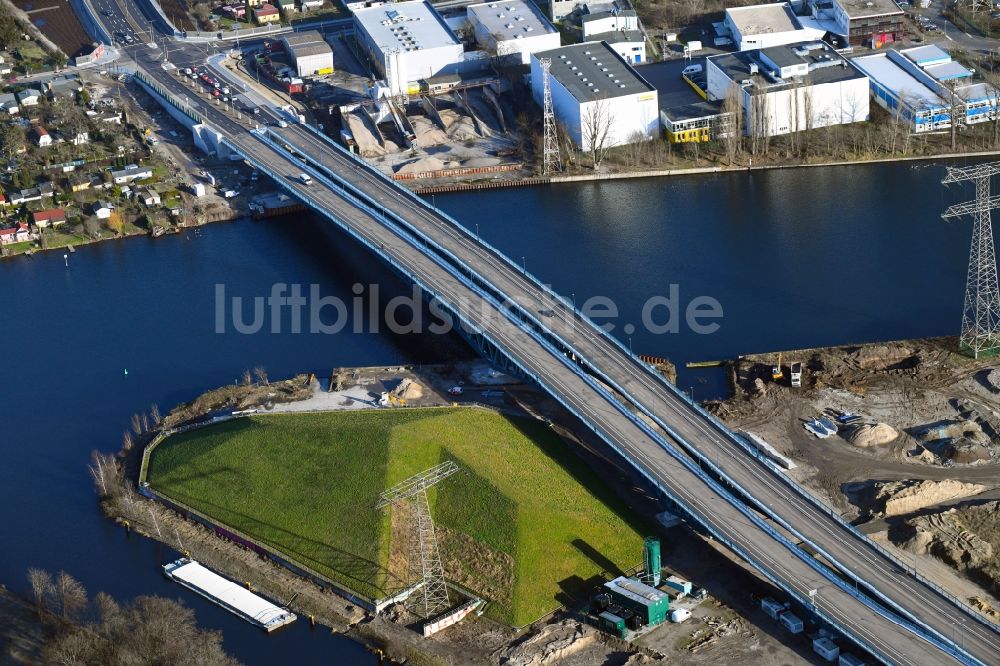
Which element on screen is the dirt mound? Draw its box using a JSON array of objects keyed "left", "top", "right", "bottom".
[
  {"left": 987, "top": 368, "right": 1000, "bottom": 392},
  {"left": 848, "top": 344, "right": 914, "bottom": 370},
  {"left": 396, "top": 156, "right": 445, "bottom": 175},
  {"left": 910, "top": 508, "right": 994, "bottom": 567},
  {"left": 497, "top": 620, "right": 597, "bottom": 666},
  {"left": 847, "top": 422, "right": 898, "bottom": 448},
  {"left": 392, "top": 378, "right": 423, "bottom": 401},
  {"left": 859, "top": 479, "right": 987, "bottom": 517}
]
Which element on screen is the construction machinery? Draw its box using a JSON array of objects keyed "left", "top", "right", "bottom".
[
  {"left": 771, "top": 353, "right": 783, "bottom": 381},
  {"left": 790, "top": 361, "right": 802, "bottom": 388},
  {"left": 379, "top": 392, "right": 406, "bottom": 407}
]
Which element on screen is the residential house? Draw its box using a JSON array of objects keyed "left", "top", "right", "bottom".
[
  {"left": 254, "top": 4, "right": 281, "bottom": 23},
  {"left": 46, "top": 75, "right": 84, "bottom": 100},
  {"left": 111, "top": 165, "right": 153, "bottom": 184},
  {"left": 0, "top": 222, "right": 33, "bottom": 244},
  {"left": 277, "top": 0, "right": 295, "bottom": 12},
  {"left": 246, "top": 0, "right": 266, "bottom": 6},
  {"left": 140, "top": 189, "right": 161, "bottom": 206},
  {"left": 299, "top": 0, "right": 324, "bottom": 9},
  {"left": 32, "top": 208, "right": 66, "bottom": 228},
  {"left": 221, "top": 4, "right": 247, "bottom": 19},
  {"left": 94, "top": 201, "right": 114, "bottom": 219},
  {"left": 16, "top": 88, "right": 40, "bottom": 107},
  {"left": 67, "top": 131, "right": 89, "bottom": 145},
  {"left": 32, "top": 126, "right": 51, "bottom": 147},
  {"left": 9, "top": 183, "right": 54, "bottom": 205},
  {"left": 0, "top": 54, "right": 11, "bottom": 76},
  {"left": 0, "top": 93, "right": 19, "bottom": 114}
]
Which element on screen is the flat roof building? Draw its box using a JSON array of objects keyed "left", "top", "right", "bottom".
[
  {"left": 808, "top": 0, "right": 903, "bottom": 47},
  {"left": 467, "top": 0, "right": 560, "bottom": 65},
  {"left": 661, "top": 100, "right": 734, "bottom": 143},
  {"left": 851, "top": 52, "right": 950, "bottom": 132},
  {"left": 724, "top": 3, "right": 823, "bottom": 51},
  {"left": 530, "top": 41, "right": 659, "bottom": 149},
  {"left": 281, "top": 30, "right": 334, "bottom": 76},
  {"left": 707, "top": 41, "right": 869, "bottom": 137},
  {"left": 599, "top": 29, "right": 645, "bottom": 65},
  {"left": 354, "top": 0, "right": 464, "bottom": 95}
]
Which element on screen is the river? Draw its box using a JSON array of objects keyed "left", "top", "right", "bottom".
[{"left": 0, "top": 160, "right": 977, "bottom": 662}]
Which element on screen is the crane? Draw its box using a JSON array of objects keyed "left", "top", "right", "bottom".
[{"left": 771, "top": 352, "right": 783, "bottom": 382}]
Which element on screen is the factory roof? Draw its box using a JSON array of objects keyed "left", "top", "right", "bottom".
[
  {"left": 467, "top": 0, "right": 557, "bottom": 41},
  {"left": 833, "top": 0, "right": 903, "bottom": 18},
  {"left": 535, "top": 41, "right": 655, "bottom": 102},
  {"left": 955, "top": 82, "right": 998, "bottom": 102},
  {"left": 726, "top": 3, "right": 800, "bottom": 36},
  {"left": 281, "top": 30, "right": 333, "bottom": 58},
  {"left": 924, "top": 61, "right": 972, "bottom": 81},
  {"left": 599, "top": 29, "right": 644, "bottom": 44},
  {"left": 899, "top": 44, "right": 950, "bottom": 66},
  {"left": 661, "top": 100, "right": 728, "bottom": 123},
  {"left": 354, "top": 0, "right": 459, "bottom": 52},
  {"left": 710, "top": 42, "right": 865, "bottom": 93},
  {"left": 581, "top": 8, "right": 637, "bottom": 23},
  {"left": 851, "top": 53, "right": 947, "bottom": 109}
]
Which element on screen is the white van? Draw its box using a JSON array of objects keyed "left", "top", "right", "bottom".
[
  {"left": 682, "top": 64, "right": 703, "bottom": 77},
  {"left": 299, "top": 173, "right": 313, "bottom": 186}
]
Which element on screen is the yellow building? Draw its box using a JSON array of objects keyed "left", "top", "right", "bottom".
[
  {"left": 661, "top": 101, "right": 733, "bottom": 144},
  {"left": 254, "top": 3, "right": 281, "bottom": 23}
]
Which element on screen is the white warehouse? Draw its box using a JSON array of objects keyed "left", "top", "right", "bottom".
[
  {"left": 467, "top": 0, "right": 560, "bottom": 65},
  {"left": 531, "top": 42, "right": 659, "bottom": 150},
  {"left": 281, "top": 31, "right": 334, "bottom": 77},
  {"left": 724, "top": 3, "right": 824, "bottom": 51},
  {"left": 707, "top": 42, "right": 869, "bottom": 137},
  {"left": 354, "top": 0, "right": 465, "bottom": 95}
]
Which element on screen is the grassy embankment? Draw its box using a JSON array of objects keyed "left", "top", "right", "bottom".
[{"left": 147, "top": 407, "right": 648, "bottom": 625}]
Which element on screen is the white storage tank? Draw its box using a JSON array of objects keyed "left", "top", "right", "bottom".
[
  {"left": 813, "top": 637, "right": 840, "bottom": 662},
  {"left": 669, "top": 608, "right": 692, "bottom": 623},
  {"left": 779, "top": 610, "right": 803, "bottom": 634}
]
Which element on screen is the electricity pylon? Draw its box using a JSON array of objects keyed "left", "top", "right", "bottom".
[
  {"left": 377, "top": 460, "right": 459, "bottom": 618},
  {"left": 540, "top": 58, "right": 561, "bottom": 175},
  {"left": 942, "top": 162, "right": 1000, "bottom": 357}
]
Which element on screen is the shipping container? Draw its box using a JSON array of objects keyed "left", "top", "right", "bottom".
[
  {"left": 761, "top": 597, "right": 785, "bottom": 620},
  {"left": 839, "top": 654, "right": 866, "bottom": 666},
  {"left": 665, "top": 575, "right": 692, "bottom": 597},
  {"left": 779, "top": 610, "right": 803, "bottom": 634},
  {"left": 598, "top": 611, "right": 627, "bottom": 639},
  {"left": 813, "top": 637, "right": 840, "bottom": 662},
  {"left": 604, "top": 577, "right": 669, "bottom": 626}
]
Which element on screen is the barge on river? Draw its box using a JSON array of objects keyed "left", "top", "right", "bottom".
[{"left": 162, "top": 558, "right": 296, "bottom": 632}]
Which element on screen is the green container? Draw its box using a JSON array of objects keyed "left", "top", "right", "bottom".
[
  {"left": 644, "top": 536, "right": 662, "bottom": 587},
  {"left": 598, "top": 611, "right": 627, "bottom": 638}
]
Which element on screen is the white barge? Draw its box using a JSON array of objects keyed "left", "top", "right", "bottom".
[{"left": 162, "top": 558, "right": 296, "bottom": 632}]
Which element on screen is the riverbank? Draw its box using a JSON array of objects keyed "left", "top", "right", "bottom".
[{"left": 408, "top": 148, "right": 1000, "bottom": 194}]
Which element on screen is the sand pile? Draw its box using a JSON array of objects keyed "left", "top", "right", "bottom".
[
  {"left": 847, "top": 423, "right": 898, "bottom": 448},
  {"left": 874, "top": 479, "right": 986, "bottom": 517},
  {"left": 396, "top": 156, "right": 446, "bottom": 175}
]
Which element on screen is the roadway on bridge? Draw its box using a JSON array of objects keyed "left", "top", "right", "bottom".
[{"left": 91, "top": 3, "right": 998, "bottom": 662}]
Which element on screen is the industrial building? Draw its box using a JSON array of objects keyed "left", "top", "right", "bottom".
[
  {"left": 596, "top": 30, "right": 645, "bottom": 64},
  {"left": 661, "top": 101, "right": 733, "bottom": 143},
  {"left": 706, "top": 42, "right": 869, "bottom": 138},
  {"left": 723, "top": 3, "right": 823, "bottom": 51},
  {"left": 281, "top": 31, "right": 334, "bottom": 77},
  {"left": 581, "top": 8, "right": 638, "bottom": 39},
  {"left": 466, "top": 0, "right": 560, "bottom": 65},
  {"left": 530, "top": 42, "right": 659, "bottom": 150},
  {"left": 851, "top": 51, "right": 951, "bottom": 132},
  {"left": 603, "top": 576, "right": 669, "bottom": 626},
  {"left": 898, "top": 45, "right": 999, "bottom": 125},
  {"left": 806, "top": 0, "right": 903, "bottom": 48},
  {"left": 353, "top": 0, "right": 465, "bottom": 96}
]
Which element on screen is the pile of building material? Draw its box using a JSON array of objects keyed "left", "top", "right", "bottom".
[
  {"left": 496, "top": 620, "right": 597, "bottom": 666},
  {"left": 856, "top": 479, "right": 987, "bottom": 517},
  {"left": 392, "top": 378, "right": 423, "bottom": 401},
  {"left": 846, "top": 422, "right": 899, "bottom": 448}
]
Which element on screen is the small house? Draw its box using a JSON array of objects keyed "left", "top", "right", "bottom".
[
  {"left": 46, "top": 75, "right": 83, "bottom": 100},
  {"left": 141, "top": 189, "right": 161, "bottom": 206},
  {"left": 222, "top": 4, "right": 247, "bottom": 18},
  {"left": 254, "top": 3, "right": 281, "bottom": 23},
  {"left": 32, "top": 126, "right": 51, "bottom": 147},
  {"left": 111, "top": 165, "right": 153, "bottom": 184},
  {"left": 94, "top": 200, "right": 114, "bottom": 219},
  {"left": 32, "top": 208, "right": 66, "bottom": 228},
  {"left": 16, "top": 88, "right": 40, "bottom": 107},
  {"left": 70, "top": 131, "right": 89, "bottom": 146},
  {"left": 0, "top": 221, "right": 33, "bottom": 244},
  {"left": 0, "top": 93, "right": 18, "bottom": 114}
]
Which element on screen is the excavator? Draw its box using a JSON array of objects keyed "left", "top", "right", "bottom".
[{"left": 771, "top": 352, "right": 784, "bottom": 382}]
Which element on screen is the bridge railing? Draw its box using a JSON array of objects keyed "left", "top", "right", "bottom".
[
  {"left": 234, "top": 135, "right": 972, "bottom": 665},
  {"left": 232, "top": 132, "right": 981, "bottom": 665},
  {"left": 273, "top": 120, "right": 999, "bottom": 646}
]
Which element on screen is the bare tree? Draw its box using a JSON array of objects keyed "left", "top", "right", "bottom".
[
  {"left": 54, "top": 571, "right": 88, "bottom": 622},
  {"left": 27, "top": 568, "right": 54, "bottom": 616},
  {"left": 945, "top": 78, "right": 962, "bottom": 150},
  {"left": 749, "top": 92, "right": 771, "bottom": 156},
  {"left": 580, "top": 97, "right": 615, "bottom": 169},
  {"left": 241, "top": 368, "right": 252, "bottom": 386},
  {"left": 130, "top": 413, "right": 142, "bottom": 435},
  {"left": 121, "top": 430, "right": 134, "bottom": 452},
  {"left": 150, "top": 403, "right": 161, "bottom": 425},
  {"left": 723, "top": 83, "right": 744, "bottom": 164},
  {"left": 253, "top": 366, "right": 269, "bottom": 386}
]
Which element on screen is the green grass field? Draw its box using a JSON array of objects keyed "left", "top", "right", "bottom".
[{"left": 147, "top": 408, "right": 648, "bottom": 625}]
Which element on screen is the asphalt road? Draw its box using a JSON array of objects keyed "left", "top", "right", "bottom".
[{"left": 87, "top": 1, "right": 1000, "bottom": 663}]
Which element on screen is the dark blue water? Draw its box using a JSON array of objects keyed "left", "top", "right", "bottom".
[
  {"left": 436, "top": 162, "right": 969, "bottom": 396},
  {"left": 0, "top": 161, "right": 975, "bottom": 662}
]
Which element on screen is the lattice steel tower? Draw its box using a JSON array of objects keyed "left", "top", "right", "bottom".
[
  {"left": 540, "top": 58, "right": 561, "bottom": 175},
  {"left": 377, "top": 461, "right": 459, "bottom": 618},
  {"left": 942, "top": 162, "right": 1000, "bottom": 357}
]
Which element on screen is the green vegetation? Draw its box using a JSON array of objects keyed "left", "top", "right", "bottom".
[{"left": 147, "top": 408, "right": 647, "bottom": 625}]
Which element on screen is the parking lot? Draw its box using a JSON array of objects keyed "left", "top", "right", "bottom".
[{"left": 635, "top": 58, "right": 707, "bottom": 111}]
